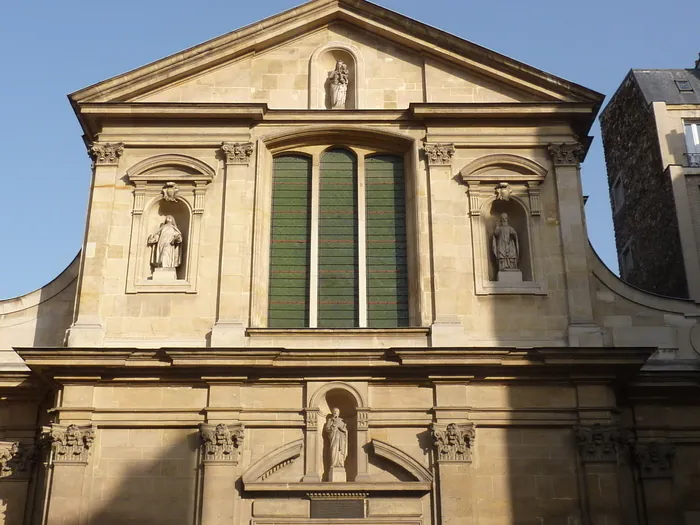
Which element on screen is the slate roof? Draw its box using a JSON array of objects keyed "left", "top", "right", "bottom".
[{"left": 632, "top": 69, "right": 700, "bottom": 105}]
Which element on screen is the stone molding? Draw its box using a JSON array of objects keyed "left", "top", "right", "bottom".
[
  {"left": 221, "top": 142, "right": 255, "bottom": 165},
  {"left": 423, "top": 143, "right": 455, "bottom": 166},
  {"left": 430, "top": 422, "right": 475, "bottom": 463},
  {"left": 88, "top": 142, "right": 124, "bottom": 166},
  {"left": 633, "top": 441, "right": 675, "bottom": 479},
  {"left": 547, "top": 142, "right": 585, "bottom": 166},
  {"left": 575, "top": 424, "right": 621, "bottom": 463},
  {"left": 199, "top": 423, "right": 244, "bottom": 463},
  {"left": 242, "top": 439, "right": 303, "bottom": 485},
  {"left": 49, "top": 424, "right": 95, "bottom": 463},
  {"left": 0, "top": 442, "right": 37, "bottom": 479}
]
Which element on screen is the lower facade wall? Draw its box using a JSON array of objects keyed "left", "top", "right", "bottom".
[{"left": 2, "top": 383, "right": 700, "bottom": 525}]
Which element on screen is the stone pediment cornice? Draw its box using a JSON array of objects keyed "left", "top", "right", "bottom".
[{"left": 68, "top": 0, "right": 603, "bottom": 108}]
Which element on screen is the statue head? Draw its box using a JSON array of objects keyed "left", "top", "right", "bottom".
[
  {"left": 163, "top": 215, "right": 177, "bottom": 227},
  {"left": 332, "top": 407, "right": 340, "bottom": 417},
  {"left": 499, "top": 213, "right": 509, "bottom": 226}
]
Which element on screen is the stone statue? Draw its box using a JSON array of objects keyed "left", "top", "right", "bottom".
[
  {"left": 324, "top": 407, "right": 348, "bottom": 474},
  {"left": 492, "top": 213, "right": 519, "bottom": 271},
  {"left": 329, "top": 60, "right": 349, "bottom": 109},
  {"left": 148, "top": 215, "right": 183, "bottom": 271}
]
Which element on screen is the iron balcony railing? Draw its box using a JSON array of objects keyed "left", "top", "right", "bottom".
[{"left": 687, "top": 152, "right": 700, "bottom": 167}]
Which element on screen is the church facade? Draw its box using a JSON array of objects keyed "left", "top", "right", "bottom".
[{"left": 1, "top": 1, "right": 699, "bottom": 524}]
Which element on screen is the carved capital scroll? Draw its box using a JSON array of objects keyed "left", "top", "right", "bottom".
[
  {"left": 575, "top": 424, "right": 621, "bottom": 463},
  {"left": 0, "top": 442, "right": 37, "bottom": 479},
  {"left": 49, "top": 424, "right": 95, "bottom": 463},
  {"left": 89, "top": 142, "right": 124, "bottom": 166},
  {"left": 356, "top": 409, "right": 369, "bottom": 430},
  {"left": 424, "top": 143, "right": 456, "bottom": 166},
  {"left": 547, "top": 142, "right": 585, "bottom": 166},
  {"left": 633, "top": 441, "right": 675, "bottom": 479},
  {"left": 221, "top": 142, "right": 254, "bottom": 165},
  {"left": 199, "top": 423, "right": 244, "bottom": 463},
  {"left": 430, "top": 422, "right": 475, "bottom": 463}
]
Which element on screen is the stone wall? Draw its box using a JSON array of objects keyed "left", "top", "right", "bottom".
[{"left": 600, "top": 73, "right": 688, "bottom": 297}]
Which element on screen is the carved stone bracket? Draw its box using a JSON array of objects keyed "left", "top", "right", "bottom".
[
  {"left": 356, "top": 409, "right": 369, "bottom": 430},
  {"left": 575, "top": 424, "right": 621, "bottom": 463},
  {"left": 526, "top": 181, "right": 541, "bottom": 216},
  {"left": 430, "top": 422, "right": 475, "bottom": 463},
  {"left": 49, "top": 424, "right": 95, "bottom": 463},
  {"left": 424, "top": 143, "right": 456, "bottom": 166},
  {"left": 547, "top": 142, "right": 585, "bottom": 166},
  {"left": 0, "top": 442, "right": 37, "bottom": 479},
  {"left": 304, "top": 409, "right": 320, "bottom": 428},
  {"left": 162, "top": 182, "right": 180, "bottom": 202},
  {"left": 633, "top": 441, "right": 675, "bottom": 479},
  {"left": 89, "top": 142, "right": 124, "bottom": 166},
  {"left": 199, "top": 423, "right": 245, "bottom": 464},
  {"left": 221, "top": 142, "right": 255, "bottom": 165}
]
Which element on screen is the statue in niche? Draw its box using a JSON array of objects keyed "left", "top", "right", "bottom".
[
  {"left": 328, "top": 60, "right": 349, "bottom": 109},
  {"left": 492, "top": 213, "right": 519, "bottom": 271},
  {"left": 324, "top": 407, "right": 348, "bottom": 480},
  {"left": 148, "top": 215, "right": 183, "bottom": 273}
]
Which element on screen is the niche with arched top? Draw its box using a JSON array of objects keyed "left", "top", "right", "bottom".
[
  {"left": 319, "top": 387, "right": 358, "bottom": 482},
  {"left": 486, "top": 199, "right": 532, "bottom": 282},
  {"left": 144, "top": 198, "right": 191, "bottom": 281},
  {"left": 309, "top": 42, "right": 364, "bottom": 110}
]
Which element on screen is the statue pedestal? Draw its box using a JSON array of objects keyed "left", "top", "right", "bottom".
[
  {"left": 152, "top": 267, "right": 177, "bottom": 282},
  {"left": 497, "top": 270, "right": 522, "bottom": 283},
  {"left": 328, "top": 467, "right": 347, "bottom": 482}
]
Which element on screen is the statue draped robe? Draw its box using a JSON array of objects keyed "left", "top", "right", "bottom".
[
  {"left": 325, "top": 415, "right": 348, "bottom": 468},
  {"left": 148, "top": 217, "right": 183, "bottom": 269},
  {"left": 492, "top": 224, "right": 519, "bottom": 271}
]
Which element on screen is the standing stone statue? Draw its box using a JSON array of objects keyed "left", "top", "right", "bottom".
[
  {"left": 324, "top": 407, "right": 348, "bottom": 481},
  {"left": 492, "top": 213, "right": 519, "bottom": 272},
  {"left": 328, "top": 60, "right": 349, "bottom": 109},
  {"left": 148, "top": 215, "right": 183, "bottom": 280}
]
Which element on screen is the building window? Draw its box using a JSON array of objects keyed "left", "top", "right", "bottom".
[
  {"left": 611, "top": 173, "right": 625, "bottom": 214},
  {"left": 268, "top": 148, "right": 409, "bottom": 328},
  {"left": 684, "top": 122, "right": 700, "bottom": 167},
  {"left": 675, "top": 79, "right": 693, "bottom": 92},
  {"left": 620, "top": 240, "right": 634, "bottom": 279}
]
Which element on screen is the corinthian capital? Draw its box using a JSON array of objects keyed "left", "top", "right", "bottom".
[
  {"left": 424, "top": 143, "right": 456, "bottom": 166},
  {"left": 221, "top": 142, "right": 254, "bottom": 165},
  {"left": 575, "top": 424, "right": 621, "bottom": 463},
  {"left": 430, "top": 422, "right": 475, "bottom": 463},
  {"left": 547, "top": 142, "right": 585, "bottom": 166},
  {"left": 89, "top": 142, "right": 124, "bottom": 165},
  {"left": 0, "top": 442, "right": 37, "bottom": 478},
  {"left": 48, "top": 424, "right": 95, "bottom": 463},
  {"left": 199, "top": 423, "right": 244, "bottom": 463}
]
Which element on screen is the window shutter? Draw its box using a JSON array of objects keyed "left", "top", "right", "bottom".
[
  {"left": 319, "top": 149, "right": 359, "bottom": 327},
  {"left": 365, "top": 155, "right": 409, "bottom": 327},
  {"left": 268, "top": 155, "right": 312, "bottom": 328}
]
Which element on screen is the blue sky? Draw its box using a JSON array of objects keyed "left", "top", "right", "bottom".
[{"left": 1, "top": 0, "right": 698, "bottom": 299}]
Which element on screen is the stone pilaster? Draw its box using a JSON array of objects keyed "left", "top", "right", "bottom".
[
  {"left": 303, "top": 409, "right": 322, "bottom": 482},
  {"left": 547, "top": 141, "right": 602, "bottom": 346},
  {"left": 355, "top": 408, "right": 370, "bottom": 481},
  {"left": 632, "top": 441, "right": 676, "bottom": 525},
  {"left": 431, "top": 422, "right": 476, "bottom": 525},
  {"left": 199, "top": 423, "right": 245, "bottom": 525},
  {"left": 45, "top": 424, "right": 96, "bottom": 525},
  {"left": 66, "top": 142, "right": 124, "bottom": 347},
  {"left": 575, "top": 425, "right": 625, "bottom": 525},
  {"left": 211, "top": 141, "right": 256, "bottom": 346}
]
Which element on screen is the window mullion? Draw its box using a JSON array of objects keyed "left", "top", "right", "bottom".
[
  {"left": 309, "top": 154, "right": 320, "bottom": 328},
  {"left": 357, "top": 153, "right": 368, "bottom": 328}
]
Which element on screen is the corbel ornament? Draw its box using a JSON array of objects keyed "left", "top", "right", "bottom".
[
  {"left": 221, "top": 142, "right": 255, "bottom": 165},
  {"left": 632, "top": 441, "right": 675, "bottom": 479},
  {"left": 304, "top": 408, "right": 320, "bottom": 428},
  {"left": 89, "top": 142, "right": 124, "bottom": 166},
  {"left": 547, "top": 142, "right": 585, "bottom": 166},
  {"left": 49, "top": 424, "right": 95, "bottom": 463},
  {"left": 526, "top": 181, "right": 541, "bottom": 216},
  {"left": 0, "top": 442, "right": 37, "bottom": 479},
  {"left": 575, "top": 424, "right": 621, "bottom": 463},
  {"left": 161, "top": 182, "right": 180, "bottom": 202},
  {"left": 430, "top": 422, "right": 475, "bottom": 463},
  {"left": 356, "top": 409, "right": 369, "bottom": 430},
  {"left": 423, "top": 143, "right": 455, "bottom": 166},
  {"left": 199, "top": 423, "right": 245, "bottom": 463}
]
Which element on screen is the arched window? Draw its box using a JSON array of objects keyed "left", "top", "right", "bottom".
[{"left": 267, "top": 148, "right": 410, "bottom": 328}]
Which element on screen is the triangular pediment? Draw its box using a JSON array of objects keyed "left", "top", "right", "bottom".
[{"left": 70, "top": 0, "right": 602, "bottom": 108}]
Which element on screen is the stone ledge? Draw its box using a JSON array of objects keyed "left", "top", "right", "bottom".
[
  {"left": 246, "top": 328, "right": 430, "bottom": 337},
  {"left": 244, "top": 481, "right": 431, "bottom": 494}
]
